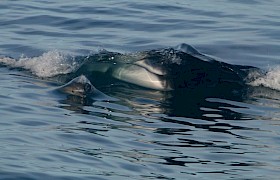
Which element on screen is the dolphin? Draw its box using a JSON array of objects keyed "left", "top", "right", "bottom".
[
  {"left": 56, "top": 75, "right": 117, "bottom": 101},
  {"left": 75, "top": 44, "right": 259, "bottom": 91},
  {"left": 57, "top": 75, "right": 96, "bottom": 97},
  {"left": 77, "top": 62, "right": 171, "bottom": 90}
]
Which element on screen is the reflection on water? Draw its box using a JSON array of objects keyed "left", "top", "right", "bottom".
[
  {"left": 1, "top": 67, "right": 280, "bottom": 179},
  {"left": 53, "top": 78, "right": 280, "bottom": 179}
]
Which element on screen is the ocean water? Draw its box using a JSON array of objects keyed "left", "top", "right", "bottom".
[{"left": 0, "top": 0, "right": 280, "bottom": 179}]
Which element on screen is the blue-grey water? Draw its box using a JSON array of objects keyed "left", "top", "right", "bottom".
[{"left": 1, "top": 1, "right": 280, "bottom": 179}]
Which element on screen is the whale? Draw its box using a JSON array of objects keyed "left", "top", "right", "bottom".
[{"left": 74, "top": 44, "right": 260, "bottom": 91}]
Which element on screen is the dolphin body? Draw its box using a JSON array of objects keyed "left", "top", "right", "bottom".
[
  {"left": 56, "top": 75, "right": 116, "bottom": 101},
  {"left": 75, "top": 44, "right": 259, "bottom": 91},
  {"left": 57, "top": 75, "right": 96, "bottom": 97}
]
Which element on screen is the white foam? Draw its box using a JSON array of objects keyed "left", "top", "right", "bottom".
[
  {"left": 0, "top": 51, "right": 79, "bottom": 77},
  {"left": 249, "top": 66, "right": 280, "bottom": 91}
]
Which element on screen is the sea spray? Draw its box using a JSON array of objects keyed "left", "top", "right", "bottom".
[
  {"left": 249, "top": 66, "right": 280, "bottom": 91},
  {"left": 0, "top": 50, "right": 80, "bottom": 77}
]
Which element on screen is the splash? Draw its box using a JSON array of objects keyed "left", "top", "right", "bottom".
[
  {"left": 249, "top": 66, "right": 280, "bottom": 91},
  {"left": 0, "top": 51, "right": 80, "bottom": 77}
]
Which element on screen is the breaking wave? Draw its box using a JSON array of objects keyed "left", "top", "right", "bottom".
[
  {"left": 0, "top": 50, "right": 80, "bottom": 77},
  {"left": 249, "top": 66, "right": 280, "bottom": 91}
]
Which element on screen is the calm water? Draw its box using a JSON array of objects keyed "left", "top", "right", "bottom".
[{"left": 1, "top": 0, "right": 280, "bottom": 179}]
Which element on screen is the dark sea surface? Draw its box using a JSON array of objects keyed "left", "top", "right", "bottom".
[{"left": 0, "top": 0, "right": 280, "bottom": 179}]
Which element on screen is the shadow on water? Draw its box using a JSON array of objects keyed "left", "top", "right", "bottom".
[
  {"left": 100, "top": 81, "right": 251, "bottom": 120},
  {"left": 163, "top": 84, "right": 248, "bottom": 119}
]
